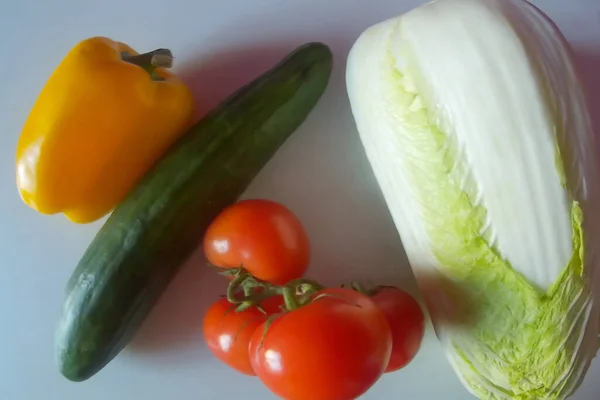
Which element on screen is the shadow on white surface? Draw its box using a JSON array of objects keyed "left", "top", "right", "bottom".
[
  {"left": 178, "top": 42, "right": 306, "bottom": 121},
  {"left": 574, "top": 47, "right": 600, "bottom": 144}
]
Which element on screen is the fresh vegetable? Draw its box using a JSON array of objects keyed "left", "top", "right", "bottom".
[
  {"left": 16, "top": 36, "right": 195, "bottom": 223},
  {"left": 204, "top": 199, "right": 310, "bottom": 285},
  {"left": 370, "top": 286, "right": 424, "bottom": 372},
  {"left": 346, "top": 0, "right": 600, "bottom": 398},
  {"left": 203, "top": 296, "right": 283, "bottom": 376},
  {"left": 249, "top": 288, "right": 392, "bottom": 400},
  {"left": 55, "top": 42, "right": 333, "bottom": 382}
]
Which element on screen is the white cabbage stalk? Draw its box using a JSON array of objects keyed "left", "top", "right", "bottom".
[{"left": 346, "top": 0, "right": 600, "bottom": 398}]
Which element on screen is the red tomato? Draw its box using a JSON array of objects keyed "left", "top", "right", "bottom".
[
  {"left": 203, "top": 296, "right": 283, "bottom": 375},
  {"left": 204, "top": 199, "right": 310, "bottom": 285},
  {"left": 249, "top": 288, "right": 392, "bottom": 400},
  {"left": 370, "top": 287, "right": 425, "bottom": 372}
]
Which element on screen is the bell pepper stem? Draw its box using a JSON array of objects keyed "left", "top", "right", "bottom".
[
  {"left": 122, "top": 49, "right": 174, "bottom": 80},
  {"left": 122, "top": 49, "right": 173, "bottom": 68}
]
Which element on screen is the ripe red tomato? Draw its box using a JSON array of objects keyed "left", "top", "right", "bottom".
[
  {"left": 204, "top": 199, "right": 310, "bottom": 285},
  {"left": 203, "top": 296, "right": 283, "bottom": 376},
  {"left": 370, "top": 287, "right": 425, "bottom": 372},
  {"left": 249, "top": 288, "right": 392, "bottom": 400}
]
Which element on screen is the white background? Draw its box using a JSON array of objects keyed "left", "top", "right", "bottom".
[{"left": 1, "top": 0, "right": 599, "bottom": 399}]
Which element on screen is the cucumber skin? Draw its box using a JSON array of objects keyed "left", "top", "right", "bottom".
[{"left": 56, "top": 42, "right": 333, "bottom": 382}]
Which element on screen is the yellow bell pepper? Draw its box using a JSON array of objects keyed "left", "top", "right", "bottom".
[{"left": 16, "top": 36, "right": 195, "bottom": 223}]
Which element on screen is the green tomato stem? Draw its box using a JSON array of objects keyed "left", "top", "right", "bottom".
[
  {"left": 282, "top": 286, "right": 300, "bottom": 311},
  {"left": 226, "top": 273, "right": 248, "bottom": 304}
]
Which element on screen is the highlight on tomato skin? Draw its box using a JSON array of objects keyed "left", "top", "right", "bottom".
[
  {"left": 370, "top": 287, "right": 425, "bottom": 373},
  {"left": 202, "top": 296, "right": 283, "bottom": 376},
  {"left": 203, "top": 199, "right": 311, "bottom": 285},
  {"left": 248, "top": 288, "right": 393, "bottom": 400}
]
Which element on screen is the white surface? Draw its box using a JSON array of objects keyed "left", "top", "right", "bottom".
[{"left": 0, "top": 0, "right": 599, "bottom": 399}]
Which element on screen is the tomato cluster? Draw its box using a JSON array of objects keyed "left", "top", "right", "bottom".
[{"left": 202, "top": 199, "right": 425, "bottom": 400}]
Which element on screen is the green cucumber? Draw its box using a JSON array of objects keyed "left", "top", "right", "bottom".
[{"left": 55, "top": 42, "right": 333, "bottom": 382}]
